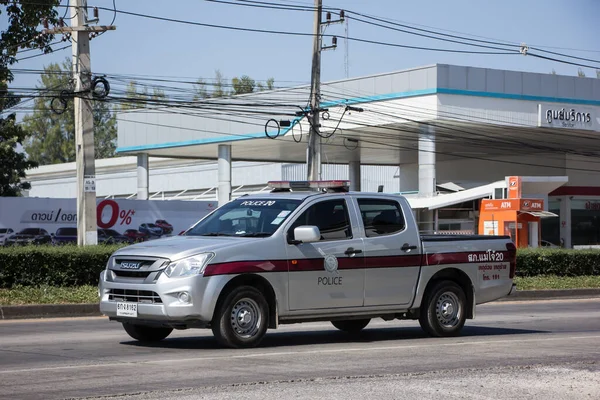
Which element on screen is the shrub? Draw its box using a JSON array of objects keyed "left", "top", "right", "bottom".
[
  {"left": 1, "top": 245, "right": 599, "bottom": 289},
  {"left": 516, "top": 248, "right": 600, "bottom": 277},
  {"left": 0, "top": 244, "right": 124, "bottom": 288}
]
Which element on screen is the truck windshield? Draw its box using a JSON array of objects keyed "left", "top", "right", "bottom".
[{"left": 186, "top": 198, "right": 302, "bottom": 237}]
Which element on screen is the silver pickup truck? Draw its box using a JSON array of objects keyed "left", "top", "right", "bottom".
[{"left": 99, "top": 180, "right": 516, "bottom": 348}]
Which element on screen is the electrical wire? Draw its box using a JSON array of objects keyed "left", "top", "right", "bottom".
[
  {"left": 527, "top": 52, "right": 600, "bottom": 71},
  {"left": 315, "top": 85, "right": 600, "bottom": 152},
  {"left": 15, "top": 45, "right": 70, "bottom": 62},
  {"left": 109, "top": 115, "right": 600, "bottom": 174},
  {"left": 207, "top": 0, "right": 600, "bottom": 65},
  {"left": 13, "top": 83, "right": 600, "bottom": 173},
  {"left": 10, "top": 2, "right": 527, "bottom": 56}
]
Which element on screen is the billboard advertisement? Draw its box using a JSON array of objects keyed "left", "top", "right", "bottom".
[{"left": 0, "top": 197, "right": 216, "bottom": 245}]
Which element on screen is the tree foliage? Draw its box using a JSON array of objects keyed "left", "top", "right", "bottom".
[
  {"left": 0, "top": 85, "right": 38, "bottom": 197},
  {"left": 193, "top": 78, "right": 209, "bottom": 100},
  {"left": 1, "top": 0, "right": 59, "bottom": 82},
  {"left": 232, "top": 75, "right": 256, "bottom": 95},
  {"left": 212, "top": 69, "right": 227, "bottom": 98},
  {"left": 119, "top": 80, "right": 167, "bottom": 110},
  {"left": 192, "top": 71, "right": 275, "bottom": 99},
  {"left": 21, "top": 59, "right": 117, "bottom": 165},
  {"left": 1, "top": 0, "right": 59, "bottom": 195}
]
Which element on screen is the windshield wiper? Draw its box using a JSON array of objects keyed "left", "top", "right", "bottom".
[
  {"left": 237, "top": 232, "right": 272, "bottom": 237},
  {"left": 199, "top": 232, "right": 233, "bottom": 237}
]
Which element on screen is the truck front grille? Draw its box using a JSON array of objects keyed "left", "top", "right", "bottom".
[
  {"left": 107, "top": 256, "right": 169, "bottom": 284},
  {"left": 112, "top": 270, "right": 153, "bottom": 279},
  {"left": 108, "top": 289, "right": 163, "bottom": 304}
]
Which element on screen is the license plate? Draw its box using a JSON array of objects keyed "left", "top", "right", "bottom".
[{"left": 116, "top": 302, "right": 138, "bottom": 317}]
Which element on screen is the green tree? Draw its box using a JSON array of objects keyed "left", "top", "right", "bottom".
[
  {"left": 256, "top": 77, "right": 275, "bottom": 91},
  {"left": 232, "top": 75, "right": 256, "bottom": 95},
  {"left": 21, "top": 59, "right": 117, "bottom": 164},
  {"left": 266, "top": 77, "right": 275, "bottom": 90},
  {"left": 119, "top": 80, "right": 167, "bottom": 110},
  {"left": 0, "top": 84, "right": 38, "bottom": 196},
  {"left": 193, "top": 78, "right": 209, "bottom": 100},
  {"left": 1, "top": 1, "right": 59, "bottom": 83},
  {"left": 1, "top": 0, "right": 59, "bottom": 195},
  {"left": 597, "top": 70, "right": 600, "bottom": 79},
  {"left": 577, "top": 68, "right": 586, "bottom": 77},
  {"left": 94, "top": 99, "right": 118, "bottom": 159},
  {"left": 212, "top": 69, "right": 227, "bottom": 98}
]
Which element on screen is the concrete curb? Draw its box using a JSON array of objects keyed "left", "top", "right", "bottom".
[
  {"left": 0, "top": 303, "right": 100, "bottom": 320},
  {"left": 1, "top": 289, "right": 600, "bottom": 320},
  {"left": 496, "top": 288, "right": 600, "bottom": 301}
]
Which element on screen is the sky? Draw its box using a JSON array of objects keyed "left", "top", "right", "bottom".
[
  {"left": 2, "top": 1, "right": 598, "bottom": 210},
  {"left": 6, "top": 0, "right": 600, "bottom": 109}
]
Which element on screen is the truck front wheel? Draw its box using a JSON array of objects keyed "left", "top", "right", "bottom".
[
  {"left": 122, "top": 323, "right": 173, "bottom": 342},
  {"left": 331, "top": 319, "right": 370, "bottom": 334},
  {"left": 419, "top": 280, "right": 466, "bottom": 337},
  {"left": 212, "top": 286, "right": 269, "bottom": 348}
]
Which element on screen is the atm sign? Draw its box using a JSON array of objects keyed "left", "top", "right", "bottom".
[{"left": 520, "top": 200, "right": 544, "bottom": 210}]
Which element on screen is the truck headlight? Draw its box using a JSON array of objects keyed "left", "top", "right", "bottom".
[{"left": 163, "top": 253, "right": 215, "bottom": 278}]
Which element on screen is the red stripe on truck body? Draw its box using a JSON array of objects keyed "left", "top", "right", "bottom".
[{"left": 203, "top": 250, "right": 515, "bottom": 277}]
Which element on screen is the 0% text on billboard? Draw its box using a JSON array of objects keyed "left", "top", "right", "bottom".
[{"left": 97, "top": 200, "right": 135, "bottom": 229}]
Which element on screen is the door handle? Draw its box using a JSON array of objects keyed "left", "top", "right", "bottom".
[
  {"left": 345, "top": 247, "right": 363, "bottom": 255},
  {"left": 401, "top": 243, "right": 418, "bottom": 252}
]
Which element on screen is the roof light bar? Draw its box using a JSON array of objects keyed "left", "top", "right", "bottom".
[{"left": 267, "top": 180, "right": 350, "bottom": 192}]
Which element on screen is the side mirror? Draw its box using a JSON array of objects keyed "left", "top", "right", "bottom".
[{"left": 293, "top": 226, "right": 321, "bottom": 243}]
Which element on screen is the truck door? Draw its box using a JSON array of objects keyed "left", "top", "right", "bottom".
[
  {"left": 355, "top": 197, "right": 422, "bottom": 307},
  {"left": 285, "top": 198, "right": 365, "bottom": 310}
]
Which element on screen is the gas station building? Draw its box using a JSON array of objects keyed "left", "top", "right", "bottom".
[{"left": 26, "top": 64, "right": 600, "bottom": 248}]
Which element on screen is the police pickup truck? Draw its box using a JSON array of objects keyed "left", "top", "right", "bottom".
[{"left": 99, "top": 180, "right": 516, "bottom": 348}]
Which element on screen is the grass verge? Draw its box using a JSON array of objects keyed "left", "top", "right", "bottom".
[
  {"left": 1, "top": 276, "right": 600, "bottom": 305},
  {"left": 514, "top": 275, "right": 600, "bottom": 290},
  {"left": 0, "top": 285, "right": 98, "bottom": 306}
]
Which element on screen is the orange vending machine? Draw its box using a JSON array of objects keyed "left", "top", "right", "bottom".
[{"left": 478, "top": 198, "right": 556, "bottom": 248}]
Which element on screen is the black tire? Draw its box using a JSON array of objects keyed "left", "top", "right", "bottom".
[
  {"left": 211, "top": 286, "right": 269, "bottom": 349},
  {"left": 419, "top": 280, "right": 467, "bottom": 337},
  {"left": 331, "top": 319, "right": 371, "bottom": 334},
  {"left": 122, "top": 323, "right": 173, "bottom": 342}
]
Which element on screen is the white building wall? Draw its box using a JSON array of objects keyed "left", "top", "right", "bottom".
[
  {"left": 437, "top": 94, "right": 539, "bottom": 127},
  {"left": 435, "top": 154, "right": 566, "bottom": 185},
  {"left": 26, "top": 158, "right": 399, "bottom": 199},
  {"left": 565, "top": 154, "right": 600, "bottom": 187},
  {"left": 281, "top": 164, "right": 400, "bottom": 193},
  {"left": 26, "top": 158, "right": 283, "bottom": 199}
]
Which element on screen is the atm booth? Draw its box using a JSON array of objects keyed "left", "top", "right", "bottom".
[{"left": 478, "top": 198, "right": 557, "bottom": 248}]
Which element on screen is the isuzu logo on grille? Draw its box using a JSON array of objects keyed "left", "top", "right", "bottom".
[{"left": 120, "top": 261, "right": 142, "bottom": 269}]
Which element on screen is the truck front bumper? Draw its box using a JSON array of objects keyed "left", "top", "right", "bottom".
[{"left": 98, "top": 270, "right": 230, "bottom": 328}]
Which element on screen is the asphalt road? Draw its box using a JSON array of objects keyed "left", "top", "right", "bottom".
[{"left": 0, "top": 298, "right": 599, "bottom": 400}]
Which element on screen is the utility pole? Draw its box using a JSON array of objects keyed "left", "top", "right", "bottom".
[
  {"left": 45, "top": 0, "right": 115, "bottom": 245},
  {"left": 306, "top": 3, "right": 344, "bottom": 181},
  {"left": 306, "top": 0, "right": 323, "bottom": 182}
]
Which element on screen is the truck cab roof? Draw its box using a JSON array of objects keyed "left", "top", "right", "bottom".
[{"left": 240, "top": 191, "right": 400, "bottom": 202}]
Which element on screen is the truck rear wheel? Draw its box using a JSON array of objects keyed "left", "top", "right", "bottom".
[
  {"left": 122, "top": 323, "right": 173, "bottom": 342},
  {"left": 212, "top": 286, "right": 269, "bottom": 349},
  {"left": 419, "top": 280, "right": 466, "bottom": 337},
  {"left": 331, "top": 319, "right": 370, "bottom": 334}
]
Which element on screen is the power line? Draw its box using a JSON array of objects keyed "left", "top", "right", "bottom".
[
  {"left": 15, "top": 45, "right": 71, "bottom": 62},
  {"left": 527, "top": 52, "right": 600, "bottom": 71},
  {"left": 207, "top": 0, "right": 600, "bottom": 65},
  {"left": 111, "top": 115, "right": 600, "bottom": 174},
  {"left": 14, "top": 79, "right": 600, "bottom": 172}
]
